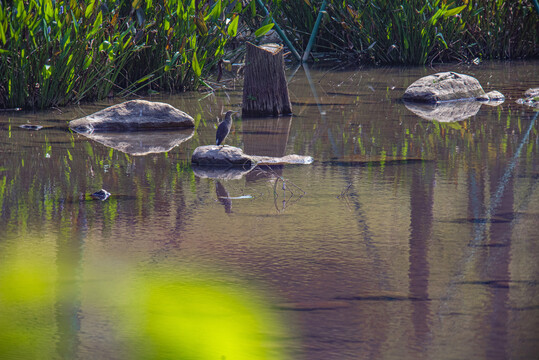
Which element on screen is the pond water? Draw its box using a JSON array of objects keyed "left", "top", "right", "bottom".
[{"left": 0, "top": 61, "right": 538, "bottom": 360}]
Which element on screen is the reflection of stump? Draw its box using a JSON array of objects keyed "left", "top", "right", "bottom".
[
  {"left": 243, "top": 116, "right": 292, "bottom": 157},
  {"left": 242, "top": 42, "right": 292, "bottom": 117}
]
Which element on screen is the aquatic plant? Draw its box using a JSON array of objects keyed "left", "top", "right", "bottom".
[
  {"left": 270, "top": 0, "right": 538, "bottom": 64},
  {"left": 0, "top": 0, "right": 241, "bottom": 109},
  {"left": 459, "top": 0, "right": 538, "bottom": 60}
]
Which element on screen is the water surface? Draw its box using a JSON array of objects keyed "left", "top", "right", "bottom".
[{"left": 0, "top": 61, "right": 538, "bottom": 359}]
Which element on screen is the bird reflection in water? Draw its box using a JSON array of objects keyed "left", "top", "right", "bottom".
[{"left": 215, "top": 180, "right": 232, "bottom": 213}]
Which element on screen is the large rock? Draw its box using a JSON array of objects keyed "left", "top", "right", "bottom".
[
  {"left": 69, "top": 100, "right": 194, "bottom": 133},
  {"left": 403, "top": 72, "right": 487, "bottom": 103}
]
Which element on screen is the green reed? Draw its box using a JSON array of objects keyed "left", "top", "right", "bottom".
[
  {"left": 459, "top": 0, "right": 538, "bottom": 60},
  {"left": 269, "top": 0, "right": 538, "bottom": 64},
  {"left": 0, "top": 0, "right": 240, "bottom": 109}
]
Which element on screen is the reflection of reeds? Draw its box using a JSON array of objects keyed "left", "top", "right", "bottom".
[
  {"left": 273, "top": 0, "right": 538, "bottom": 64},
  {"left": 0, "top": 0, "right": 240, "bottom": 109}
]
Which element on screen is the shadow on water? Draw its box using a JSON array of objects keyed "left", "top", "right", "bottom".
[{"left": 1, "top": 60, "right": 538, "bottom": 360}]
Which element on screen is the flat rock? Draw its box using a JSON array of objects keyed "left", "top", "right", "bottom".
[
  {"left": 191, "top": 145, "right": 313, "bottom": 172},
  {"left": 252, "top": 154, "right": 314, "bottom": 165},
  {"left": 191, "top": 146, "right": 254, "bottom": 167},
  {"left": 69, "top": 100, "right": 194, "bottom": 133},
  {"left": 524, "top": 88, "right": 539, "bottom": 98},
  {"left": 516, "top": 88, "right": 539, "bottom": 108},
  {"left": 90, "top": 189, "right": 111, "bottom": 201},
  {"left": 19, "top": 124, "right": 43, "bottom": 130},
  {"left": 477, "top": 90, "right": 505, "bottom": 105},
  {"left": 403, "top": 72, "right": 486, "bottom": 103}
]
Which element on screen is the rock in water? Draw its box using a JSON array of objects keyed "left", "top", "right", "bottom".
[
  {"left": 91, "top": 189, "right": 111, "bottom": 201},
  {"left": 69, "top": 100, "right": 194, "bottom": 133},
  {"left": 191, "top": 146, "right": 254, "bottom": 167},
  {"left": 403, "top": 72, "right": 487, "bottom": 103},
  {"left": 516, "top": 88, "right": 539, "bottom": 108},
  {"left": 191, "top": 145, "right": 314, "bottom": 168},
  {"left": 19, "top": 124, "right": 43, "bottom": 130}
]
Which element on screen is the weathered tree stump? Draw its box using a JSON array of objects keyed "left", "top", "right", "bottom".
[{"left": 242, "top": 42, "right": 292, "bottom": 117}]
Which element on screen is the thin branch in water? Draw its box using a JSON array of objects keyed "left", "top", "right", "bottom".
[
  {"left": 337, "top": 182, "right": 353, "bottom": 212},
  {"left": 337, "top": 182, "right": 353, "bottom": 199}
]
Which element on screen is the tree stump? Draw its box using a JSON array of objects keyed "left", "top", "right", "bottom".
[{"left": 242, "top": 42, "right": 292, "bottom": 117}]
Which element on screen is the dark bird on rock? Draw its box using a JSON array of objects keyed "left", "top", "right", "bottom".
[{"left": 216, "top": 110, "right": 237, "bottom": 146}]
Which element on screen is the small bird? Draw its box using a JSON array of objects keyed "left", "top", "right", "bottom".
[{"left": 216, "top": 110, "right": 237, "bottom": 146}]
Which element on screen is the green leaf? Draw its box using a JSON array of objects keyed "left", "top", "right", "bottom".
[
  {"left": 136, "top": 74, "right": 154, "bottom": 83},
  {"left": 250, "top": 0, "right": 256, "bottom": 17},
  {"left": 429, "top": 8, "right": 443, "bottom": 25},
  {"left": 83, "top": 55, "right": 92, "bottom": 70},
  {"left": 443, "top": 5, "right": 467, "bottom": 17},
  {"left": 42, "top": 64, "right": 52, "bottom": 80},
  {"left": 0, "top": 22, "right": 6, "bottom": 45},
  {"left": 17, "top": 1, "right": 24, "bottom": 19},
  {"left": 435, "top": 32, "right": 448, "bottom": 48},
  {"left": 188, "top": 0, "right": 195, "bottom": 12},
  {"left": 227, "top": 14, "right": 239, "bottom": 37},
  {"left": 254, "top": 23, "right": 274, "bottom": 37},
  {"left": 205, "top": 0, "right": 221, "bottom": 22},
  {"left": 42, "top": 19, "right": 50, "bottom": 42},
  {"left": 192, "top": 52, "right": 201, "bottom": 77},
  {"left": 87, "top": 11, "right": 103, "bottom": 39},
  {"left": 93, "top": 11, "right": 103, "bottom": 29},
  {"left": 44, "top": 0, "right": 54, "bottom": 20},
  {"left": 70, "top": 9, "right": 78, "bottom": 35},
  {"left": 85, "top": 0, "right": 95, "bottom": 18}
]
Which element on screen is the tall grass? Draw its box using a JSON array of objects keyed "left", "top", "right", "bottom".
[
  {"left": 0, "top": 0, "right": 241, "bottom": 109},
  {"left": 270, "top": 0, "right": 538, "bottom": 65},
  {"left": 1, "top": 1, "right": 537, "bottom": 109},
  {"left": 460, "top": 0, "right": 538, "bottom": 60}
]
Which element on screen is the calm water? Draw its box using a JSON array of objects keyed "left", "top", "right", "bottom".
[{"left": 1, "top": 61, "right": 538, "bottom": 359}]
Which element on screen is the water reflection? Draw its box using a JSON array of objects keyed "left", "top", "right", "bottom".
[
  {"left": 75, "top": 128, "right": 195, "bottom": 156},
  {"left": 243, "top": 116, "right": 293, "bottom": 157},
  {"left": 404, "top": 100, "right": 483, "bottom": 122},
  {"left": 0, "top": 61, "right": 538, "bottom": 360},
  {"left": 215, "top": 180, "right": 233, "bottom": 213},
  {"left": 193, "top": 164, "right": 253, "bottom": 179},
  {"left": 408, "top": 163, "right": 435, "bottom": 352}
]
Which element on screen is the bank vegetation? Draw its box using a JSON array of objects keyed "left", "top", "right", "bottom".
[{"left": 0, "top": 0, "right": 537, "bottom": 109}]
